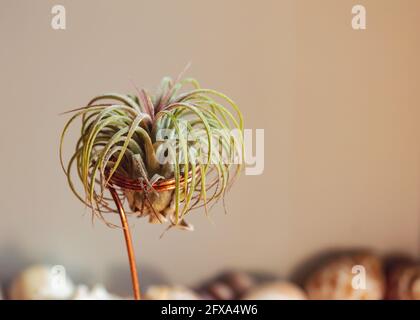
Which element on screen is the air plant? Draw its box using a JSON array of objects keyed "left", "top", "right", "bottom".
[{"left": 59, "top": 73, "right": 244, "bottom": 299}]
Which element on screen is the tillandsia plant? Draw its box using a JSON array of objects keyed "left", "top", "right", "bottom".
[
  {"left": 60, "top": 75, "right": 244, "bottom": 230},
  {"left": 59, "top": 72, "right": 244, "bottom": 299}
]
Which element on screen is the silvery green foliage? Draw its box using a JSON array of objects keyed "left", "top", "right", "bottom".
[{"left": 60, "top": 76, "right": 243, "bottom": 230}]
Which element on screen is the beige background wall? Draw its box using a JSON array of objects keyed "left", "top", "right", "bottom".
[{"left": 0, "top": 0, "right": 418, "bottom": 292}]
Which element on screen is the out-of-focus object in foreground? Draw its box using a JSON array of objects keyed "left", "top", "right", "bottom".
[
  {"left": 242, "top": 281, "right": 307, "bottom": 300},
  {"left": 305, "top": 253, "right": 385, "bottom": 300},
  {"left": 72, "top": 284, "right": 122, "bottom": 300},
  {"left": 9, "top": 265, "right": 75, "bottom": 300},
  {"left": 145, "top": 285, "right": 199, "bottom": 300},
  {"left": 386, "top": 259, "right": 420, "bottom": 300}
]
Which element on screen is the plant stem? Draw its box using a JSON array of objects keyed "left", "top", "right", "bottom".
[{"left": 109, "top": 186, "right": 141, "bottom": 300}]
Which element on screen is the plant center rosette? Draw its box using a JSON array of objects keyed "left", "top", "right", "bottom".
[{"left": 60, "top": 76, "right": 244, "bottom": 231}]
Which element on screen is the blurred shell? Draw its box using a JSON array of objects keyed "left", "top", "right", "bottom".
[
  {"left": 305, "top": 253, "right": 385, "bottom": 300},
  {"left": 145, "top": 285, "right": 199, "bottom": 300},
  {"left": 9, "top": 265, "right": 74, "bottom": 300},
  {"left": 386, "top": 262, "right": 420, "bottom": 300},
  {"left": 242, "top": 281, "right": 307, "bottom": 300},
  {"left": 72, "top": 284, "right": 122, "bottom": 300},
  {"left": 205, "top": 282, "right": 235, "bottom": 300},
  {"left": 198, "top": 271, "right": 256, "bottom": 299}
]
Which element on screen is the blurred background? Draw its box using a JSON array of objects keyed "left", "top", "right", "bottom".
[{"left": 0, "top": 0, "right": 419, "bottom": 298}]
